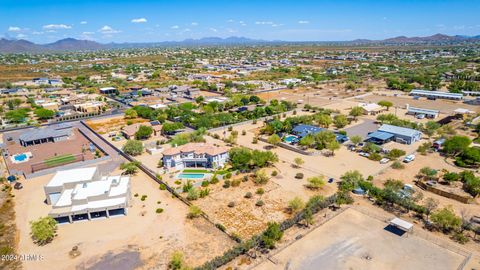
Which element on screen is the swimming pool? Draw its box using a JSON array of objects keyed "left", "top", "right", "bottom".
[
  {"left": 284, "top": 135, "right": 299, "bottom": 143},
  {"left": 11, "top": 152, "right": 32, "bottom": 164},
  {"left": 14, "top": 153, "right": 28, "bottom": 162},
  {"left": 178, "top": 173, "right": 205, "bottom": 179}
]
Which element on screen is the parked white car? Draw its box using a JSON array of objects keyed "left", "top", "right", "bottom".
[
  {"left": 380, "top": 158, "right": 390, "bottom": 164},
  {"left": 403, "top": 154, "right": 415, "bottom": 163}
]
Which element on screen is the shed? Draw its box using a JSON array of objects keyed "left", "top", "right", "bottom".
[
  {"left": 377, "top": 124, "right": 422, "bottom": 145},
  {"left": 366, "top": 131, "right": 394, "bottom": 144},
  {"left": 389, "top": 217, "right": 413, "bottom": 232}
]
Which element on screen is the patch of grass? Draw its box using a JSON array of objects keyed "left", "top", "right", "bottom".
[
  {"left": 183, "top": 169, "right": 209, "bottom": 173},
  {"left": 43, "top": 154, "right": 76, "bottom": 167}
]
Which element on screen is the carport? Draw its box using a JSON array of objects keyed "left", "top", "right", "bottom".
[{"left": 365, "top": 131, "right": 394, "bottom": 145}]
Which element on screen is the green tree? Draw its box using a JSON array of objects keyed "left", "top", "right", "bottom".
[
  {"left": 120, "top": 161, "right": 140, "bottom": 175},
  {"left": 423, "top": 121, "right": 441, "bottom": 137},
  {"left": 326, "top": 140, "right": 341, "bottom": 156},
  {"left": 423, "top": 197, "right": 439, "bottom": 221},
  {"left": 377, "top": 100, "right": 393, "bottom": 110},
  {"left": 122, "top": 140, "right": 144, "bottom": 156},
  {"left": 339, "top": 170, "right": 364, "bottom": 191},
  {"left": 349, "top": 106, "right": 363, "bottom": 121},
  {"left": 315, "top": 114, "right": 332, "bottom": 128},
  {"left": 168, "top": 251, "right": 186, "bottom": 270},
  {"left": 306, "top": 175, "right": 326, "bottom": 189},
  {"left": 135, "top": 125, "right": 153, "bottom": 140},
  {"left": 288, "top": 197, "right": 305, "bottom": 213},
  {"left": 267, "top": 134, "right": 281, "bottom": 146},
  {"left": 293, "top": 157, "right": 304, "bottom": 168},
  {"left": 333, "top": 114, "right": 348, "bottom": 128},
  {"left": 443, "top": 136, "right": 471, "bottom": 156},
  {"left": 30, "top": 216, "right": 57, "bottom": 245},
  {"left": 261, "top": 222, "right": 283, "bottom": 249},
  {"left": 161, "top": 122, "right": 184, "bottom": 135},
  {"left": 5, "top": 108, "right": 29, "bottom": 123},
  {"left": 124, "top": 108, "right": 138, "bottom": 119},
  {"left": 384, "top": 179, "right": 404, "bottom": 191},
  {"left": 299, "top": 134, "right": 315, "bottom": 148},
  {"left": 430, "top": 206, "right": 462, "bottom": 232},
  {"left": 350, "top": 135, "right": 363, "bottom": 145},
  {"left": 34, "top": 108, "right": 55, "bottom": 120},
  {"left": 314, "top": 130, "right": 336, "bottom": 150}
]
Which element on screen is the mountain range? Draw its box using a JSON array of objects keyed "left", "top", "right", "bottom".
[{"left": 1, "top": 34, "right": 480, "bottom": 53}]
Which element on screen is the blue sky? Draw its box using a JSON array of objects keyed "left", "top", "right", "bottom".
[{"left": 1, "top": 0, "right": 479, "bottom": 43}]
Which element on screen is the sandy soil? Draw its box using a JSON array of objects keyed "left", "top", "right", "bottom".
[
  {"left": 13, "top": 166, "right": 234, "bottom": 270},
  {"left": 257, "top": 208, "right": 466, "bottom": 270}
]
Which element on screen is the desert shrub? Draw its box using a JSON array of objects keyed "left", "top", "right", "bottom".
[
  {"left": 242, "top": 130, "right": 246, "bottom": 136},
  {"left": 256, "top": 188, "right": 265, "bottom": 195},
  {"left": 134, "top": 193, "right": 139, "bottom": 197},
  {"left": 228, "top": 201, "right": 235, "bottom": 208},
  {"left": 242, "top": 175, "right": 249, "bottom": 182},
  {"left": 271, "top": 170, "right": 278, "bottom": 177},
  {"left": 225, "top": 172, "right": 232, "bottom": 179},
  {"left": 223, "top": 180, "right": 231, "bottom": 188},
  {"left": 228, "top": 126, "right": 233, "bottom": 131},
  {"left": 231, "top": 179, "right": 241, "bottom": 187},
  {"left": 187, "top": 188, "right": 199, "bottom": 201},
  {"left": 252, "top": 137, "right": 258, "bottom": 144},
  {"left": 387, "top": 149, "right": 406, "bottom": 159},
  {"left": 140, "top": 195, "right": 148, "bottom": 201},
  {"left": 210, "top": 175, "right": 219, "bottom": 184},
  {"left": 256, "top": 200, "right": 265, "bottom": 207},
  {"left": 260, "top": 222, "right": 283, "bottom": 249},
  {"left": 391, "top": 161, "right": 405, "bottom": 169},
  {"left": 295, "top": 173, "right": 304, "bottom": 179},
  {"left": 168, "top": 251, "right": 186, "bottom": 270},
  {"left": 368, "top": 152, "right": 382, "bottom": 161},
  {"left": 182, "top": 181, "right": 193, "bottom": 193},
  {"left": 452, "top": 232, "right": 469, "bottom": 244},
  {"left": 30, "top": 217, "right": 57, "bottom": 245},
  {"left": 244, "top": 192, "right": 253, "bottom": 198},
  {"left": 187, "top": 206, "right": 202, "bottom": 219},
  {"left": 156, "top": 208, "right": 164, "bottom": 214},
  {"left": 215, "top": 223, "right": 226, "bottom": 231},
  {"left": 201, "top": 180, "right": 210, "bottom": 187},
  {"left": 159, "top": 184, "right": 166, "bottom": 190},
  {"left": 335, "top": 191, "right": 354, "bottom": 205},
  {"left": 253, "top": 170, "right": 269, "bottom": 185},
  {"left": 199, "top": 188, "right": 210, "bottom": 198}
]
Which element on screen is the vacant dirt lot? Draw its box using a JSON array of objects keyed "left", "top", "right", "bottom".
[
  {"left": 14, "top": 165, "right": 234, "bottom": 270},
  {"left": 257, "top": 208, "right": 467, "bottom": 270}
]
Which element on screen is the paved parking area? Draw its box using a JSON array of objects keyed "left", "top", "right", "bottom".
[{"left": 344, "top": 118, "right": 378, "bottom": 139}]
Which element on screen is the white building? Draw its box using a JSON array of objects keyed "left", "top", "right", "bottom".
[
  {"left": 44, "top": 167, "right": 131, "bottom": 223},
  {"left": 162, "top": 143, "right": 229, "bottom": 170}
]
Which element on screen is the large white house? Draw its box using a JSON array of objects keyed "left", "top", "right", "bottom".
[
  {"left": 44, "top": 167, "right": 131, "bottom": 223},
  {"left": 162, "top": 143, "right": 229, "bottom": 170}
]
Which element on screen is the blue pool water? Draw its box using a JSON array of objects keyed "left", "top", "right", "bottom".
[
  {"left": 14, "top": 153, "right": 28, "bottom": 162},
  {"left": 178, "top": 173, "right": 205, "bottom": 179},
  {"left": 284, "top": 135, "right": 299, "bottom": 143}
]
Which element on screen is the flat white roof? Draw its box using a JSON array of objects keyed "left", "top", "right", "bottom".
[
  {"left": 71, "top": 197, "right": 127, "bottom": 212},
  {"left": 46, "top": 167, "right": 97, "bottom": 188},
  {"left": 359, "top": 103, "right": 382, "bottom": 111},
  {"left": 390, "top": 217, "right": 413, "bottom": 231}
]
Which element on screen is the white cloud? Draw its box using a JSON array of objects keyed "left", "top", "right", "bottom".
[
  {"left": 8, "top": 26, "right": 22, "bottom": 32},
  {"left": 191, "top": 22, "right": 198, "bottom": 26},
  {"left": 32, "top": 31, "right": 44, "bottom": 35},
  {"left": 98, "top": 25, "right": 121, "bottom": 34},
  {"left": 43, "top": 24, "right": 72, "bottom": 30},
  {"left": 272, "top": 24, "right": 284, "bottom": 27},
  {"left": 227, "top": 28, "right": 237, "bottom": 33},
  {"left": 227, "top": 19, "right": 235, "bottom": 23},
  {"left": 80, "top": 31, "right": 94, "bottom": 39},
  {"left": 80, "top": 21, "right": 88, "bottom": 25},
  {"left": 298, "top": 20, "right": 309, "bottom": 24},
  {"left": 255, "top": 21, "right": 273, "bottom": 25},
  {"left": 209, "top": 28, "right": 218, "bottom": 32},
  {"left": 239, "top": 21, "right": 247, "bottom": 26},
  {"left": 82, "top": 31, "right": 94, "bottom": 35},
  {"left": 171, "top": 25, "right": 179, "bottom": 29},
  {"left": 45, "top": 30, "right": 57, "bottom": 33},
  {"left": 131, "top": 18, "right": 147, "bottom": 23},
  {"left": 16, "top": 33, "right": 27, "bottom": 39}
]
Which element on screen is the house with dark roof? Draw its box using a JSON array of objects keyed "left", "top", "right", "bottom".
[{"left": 19, "top": 126, "right": 72, "bottom": 147}]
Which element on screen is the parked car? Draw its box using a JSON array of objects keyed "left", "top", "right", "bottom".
[
  {"left": 328, "top": 178, "right": 334, "bottom": 183},
  {"left": 14, "top": 182, "right": 23, "bottom": 190},
  {"left": 380, "top": 158, "right": 390, "bottom": 164},
  {"left": 403, "top": 154, "right": 415, "bottom": 163},
  {"left": 359, "top": 152, "right": 370, "bottom": 158},
  {"left": 416, "top": 114, "right": 426, "bottom": 119}
]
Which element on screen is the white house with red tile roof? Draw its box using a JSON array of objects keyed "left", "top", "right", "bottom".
[{"left": 162, "top": 143, "right": 229, "bottom": 170}]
